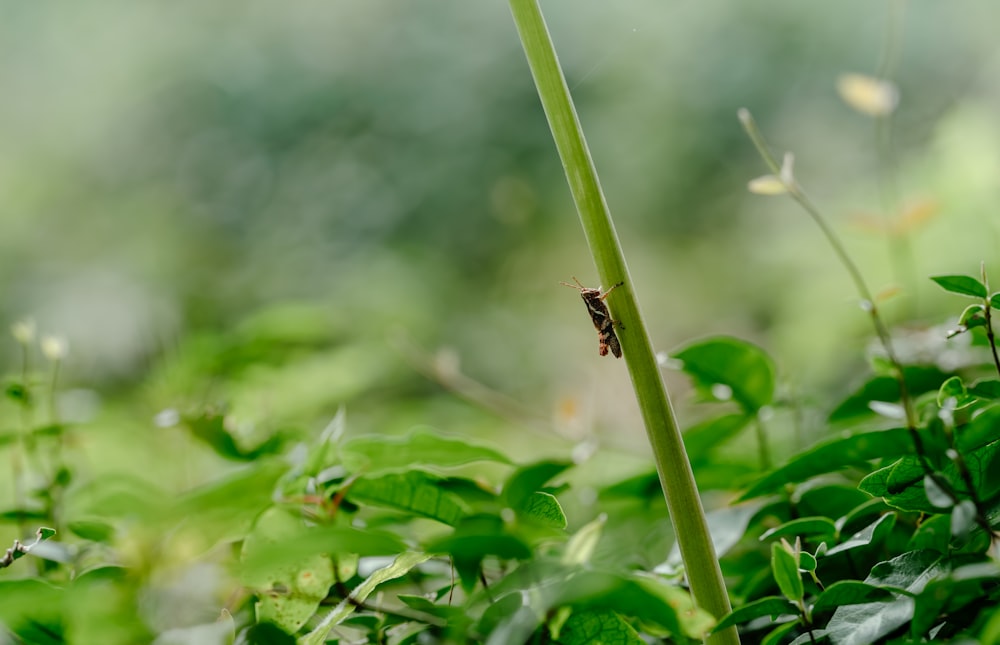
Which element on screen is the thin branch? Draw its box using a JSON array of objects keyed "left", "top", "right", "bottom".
[{"left": 739, "top": 108, "right": 996, "bottom": 541}]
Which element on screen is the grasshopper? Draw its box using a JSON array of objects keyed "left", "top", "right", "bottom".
[{"left": 561, "top": 277, "right": 624, "bottom": 358}]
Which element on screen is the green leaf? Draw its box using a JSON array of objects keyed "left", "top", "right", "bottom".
[
  {"left": 931, "top": 275, "right": 988, "bottom": 298},
  {"left": 955, "top": 404, "right": 1000, "bottom": 452},
  {"left": 428, "top": 515, "right": 532, "bottom": 561},
  {"left": 562, "top": 515, "right": 606, "bottom": 566},
  {"left": 540, "top": 571, "right": 707, "bottom": 638},
  {"left": 820, "top": 550, "right": 944, "bottom": 645},
  {"left": 66, "top": 567, "right": 148, "bottom": 644},
  {"left": 828, "top": 367, "right": 950, "bottom": 423},
  {"left": 701, "top": 502, "right": 765, "bottom": 560},
  {"left": 4, "top": 381, "right": 31, "bottom": 405},
  {"left": 672, "top": 336, "right": 776, "bottom": 412},
  {"left": 861, "top": 437, "right": 1000, "bottom": 513},
  {"left": 798, "top": 485, "right": 873, "bottom": 526},
  {"left": 937, "top": 376, "right": 975, "bottom": 409},
  {"left": 503, "top": 460, "right": 572, "bottom": 507},
  {"left": 172, "top": 459, "right": 288, "bottom": 549},
  {"left": 858, "top": 461, "right": 922, "bottom": 511},
  {"left": 969, "top": 379, "right": 1000, "bottom": 401},
  {"left": 346, "top": 470, "right": 470, "bottom": 526},
  {"left": 184, "top": 409, "right": 285, "bottom": 461},
  {"left": 300, "top": 551, "right": 432, "bottom": 645},
  {"left": 958, "top": 304, "right": 988, "bottom": 329},
  {"left": 439, "top": 476, "right": 500, "bottom": 507},
  {"left": 426, "top": 515, "right": 532, "bottom": 592},
  {"left": 66, "top": 520, "right": 114, "bottom": 543},
  {"left": 761, "top": 620, "right": 800, "bottom": 645},
  {"left": 907, "top": 514, "right": 952, "bottom": 553},
  {"left": 740, "top": 427, "right": 913, "bottom": 500},
  {"left": 0, "top": 579, "right": 65, "bottom": 635},
  {"left": 397, "top": 594, "right": 468, "bottom": 624},
  {"left": 825, "top": 513, "right": 896, "bottom": 556},
  {"left": 683, "top": 413, "right": 751, "bottom": 462},
  {"left": 911, "top": 562, "right": 1000, "bottom": 638},
  {"left": 811, "top": 581, "right": 895, "bottom": 614},
  {"left": 713, "top": 596, "right": 796, "bottom": 631},
  {"left": 599, "top": 471, "right": 660, "bottom": 500},
  {"left": 984, "top": 610, "right": 1000, "bottom": 645},
  {"left": 0, "top": 508, "right": 49, "bottom": 522},
  {"left": 694, "top": 460, "right": 758, "bottom": 491},
  {"left": 64, "top": 474, "right": 166, "bottom": 521},
  {"left": 485, "top": 605, "right": 542, "bottom": 645},
  {"left": 245, "top": 623, "right": 295, "bottom": 644},
  {"left": 838, "top": 496, "right": 892, "bottom": 536},
  {"left": 515, "top": 491, "right": 567, "bottom": 529},
  {"left": 771, "top": 542, "right": 803, "bottom": 602},
  {"left": 556, "top": 610, "right": 645, "bottom": 645},
  {"left": 299, "top": 408, "right": 345, "bottom": 479},
  {"left": 241, "top": 507, "right": 335, "bottom": 634},
  {"left": 477, "top": 592, "right": 525, "bottom": 637},
  {"left": 760, "top": 517, "right": 837, "bottom": 543},
  {"left": 341, "top": 426, "right": 512, "bottom": 473},
  {"left": 241, "top": 524, "right": 406, "bottom": 581},
  {"left": 0, "top": 425, "right": 66, "bottom": 448},
  {"left": 991, "top": 293, "right": 1000, "bottom": 310}
]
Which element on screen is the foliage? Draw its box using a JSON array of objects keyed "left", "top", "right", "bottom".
[
  {"left": 5, "top": 271, "right": 1000, "bottom": 643},
  {"left": 1, "top": 365, "right": 717, "bottom": 643},
  {"left": 3, "top": 3, "right": 1000, "bottom": 645}
]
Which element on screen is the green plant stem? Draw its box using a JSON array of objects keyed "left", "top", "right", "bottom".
[
  {"left": 49, "top": 358, "right": 61, "bottom": 425},
  {"left": 508, "top": 2, "right": 737, "bottom": 642},
  {"left": 984, "top": 307, "right": 1000, "bottom": 380},
  {"left": 46, "top": 357, "right": 65, "bottom": 536},
  {"left": 738, "top": 109, "right": 915, "bottom": 429},
  {"left": 13, "top": 342, "right": 30, "bottom": 536},
  {"left": 753, "top": 417, "right": 771, "bottom": 471},
  {"left": 980, "top": 266, "right": 1000, "bottom": 380},
  {"left": 874, "top": 0, "right": 912, "bottom": 309}
]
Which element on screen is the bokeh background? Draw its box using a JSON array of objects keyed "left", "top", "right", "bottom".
[{"left": 2, "top": 1, "right": 1000, "bottom": 483}]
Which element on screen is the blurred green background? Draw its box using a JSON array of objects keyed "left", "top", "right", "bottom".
[{"left": 2, "top": 1, "right": 999, "bottom": 479}]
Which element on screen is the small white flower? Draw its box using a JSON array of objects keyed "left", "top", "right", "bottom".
[
  {"left": 154, "top": 408, "right": 180, "bottom": 428},
  {"left": 40, "top": 335, "right": 69, "bottom": 361},
  {"left": 747, "top": 174, "right": 788, "bottom": 195},
  {"left": 11, "top": 319, "right": 36, "bottom": 344},
  {"left": 837, "top": 73, "right": 900, "bottom": 117},
  {"left": 779, "top": 152, "right": 796, "bottom": 185}
]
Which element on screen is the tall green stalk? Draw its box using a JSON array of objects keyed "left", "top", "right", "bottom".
[{"left": 507, "top": 2, "right": 737, "bottom": 642}]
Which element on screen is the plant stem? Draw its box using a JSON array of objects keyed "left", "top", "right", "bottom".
[
  {"left": 13, "top": 341, "right": 31, "bottom": 536},
  {"left": 980, "top": 265, "right": 1000, "bottom": 380},
  {"left": 753, "top": 417, "right": 771, "bottom": 471},
  {"left": 508, "top": 2, "right": 737, "bottom": 642},
  {"left": 874, "top": 0, "right": 913, "bottom": 312},
  {"left": 738, "top": 109, "right": 915, "bottom": 429},
  {"left": 984, "top": 308, "right": 1000, "bottom": 380},
  {"left": 46, "top": 356, "right": 66, "bottom": 536},
  {"left": 49, "top": 357, "right": 61, "bottom": 425}
]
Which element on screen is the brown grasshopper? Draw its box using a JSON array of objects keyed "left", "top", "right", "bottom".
[{"left": 561, "top": 277, "right": 624, "bottom": 358}]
